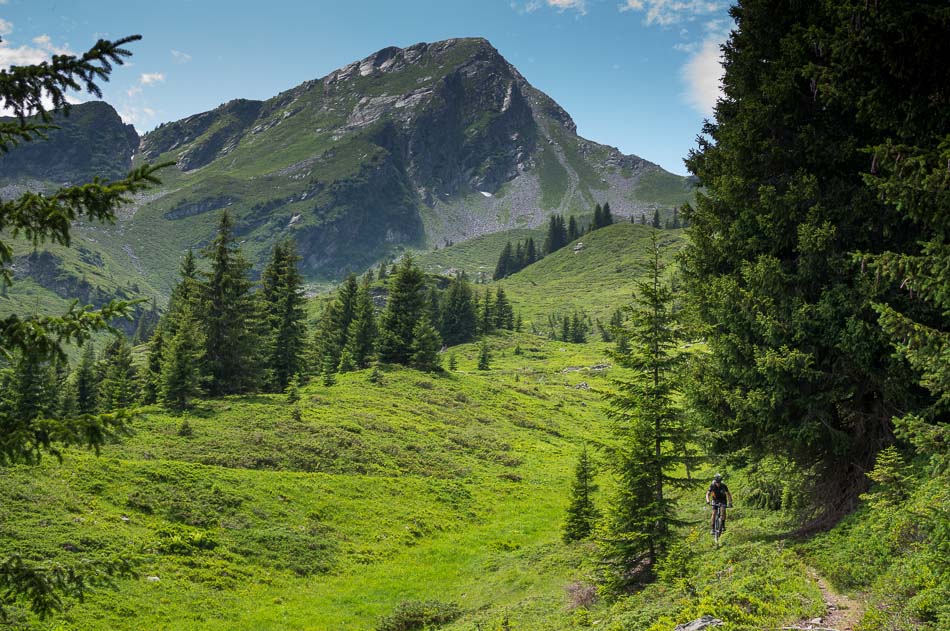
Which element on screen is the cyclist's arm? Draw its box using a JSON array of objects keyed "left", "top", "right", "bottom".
[
  {"left": 726, "top": 490, "right": 734, "bottom": 505},
  {"left": 705, "top": 490, "right": 711, "bottom": 503}
]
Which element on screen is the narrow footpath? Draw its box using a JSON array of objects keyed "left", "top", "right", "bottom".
[{"left": 784, "top": 569, "right": 866, "bottom": 631}]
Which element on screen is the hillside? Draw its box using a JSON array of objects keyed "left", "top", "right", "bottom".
[
  {"left": 0, "top": 336, "right": 617, "bottom": 630},
  {"left": 498, "top": 222, "right": 684, "bottom": 325}
]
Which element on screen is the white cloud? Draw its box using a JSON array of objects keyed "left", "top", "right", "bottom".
[
  {"left": 171, "top": 49, "right": 192, "bottom": 63},
  {"left": 140, "top": 72, "right": 164, "bottom": 85},
  {"left": 620, "top": 0, "right": 728, "bottom": 26},
  {"left": 0, "top": 27, "right": 75, "bottom": 70},
  {"left": 682, "top": 35, "right": 724, "bottom": 116},
  {"left": 513, "top": 0, "right": 587, "bottom": 15}
]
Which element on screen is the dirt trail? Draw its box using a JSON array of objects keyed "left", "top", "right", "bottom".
[{"left": 785, "top": 569, "right": 865, "bottom": 631}]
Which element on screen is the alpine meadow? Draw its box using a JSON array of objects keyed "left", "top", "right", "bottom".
[{"left": 0, "top": 2, "right": 947, "bottom": 631}]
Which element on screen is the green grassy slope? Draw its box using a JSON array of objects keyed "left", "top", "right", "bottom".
[
  {"left": 413, "top": 227, "right": 544, "bottom": 279},
  {"left": 1, "top": 334, "right": 621, "bottom": 630},
  {"left": 498, "top": 223, "right": 684, "bottom": 326}
]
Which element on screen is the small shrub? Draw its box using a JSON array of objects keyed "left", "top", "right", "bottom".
[
  {"left": 375, "top": 600, "right": 461, "bottom": 631},
  {"left": 177, "top": 420, "right": 194, "bottom": 437}
]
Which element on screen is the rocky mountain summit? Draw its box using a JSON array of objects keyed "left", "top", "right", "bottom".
[
  {"left": 0, "top": 101, "right": 138, "bottom": 188},
  {"left": 1, "top": 38, "right": 692, "bottom": 296}
]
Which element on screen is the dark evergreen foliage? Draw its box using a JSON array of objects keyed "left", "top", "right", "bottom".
[
  {"left": 440, "top": 274, "right": 477, "bottom": 346},
  {"left": 682, "top": 0, "right": 946, "bottom": 526},
  {"left": 378, "top": 257, "right": 427, "bottom": 365},
  {"left": 563, "top": 446, "right": 600, "bottom": 542},
  {"left": 260, "top": 239, "right": 307, "bottom": 390},
  {"left": 409, "top": 318, "right": 442, "bottom": 372},
  {"left": 98, "top": 335, "right": 137, "bottom": 410},
  {"left": 201, "top": 211, "right": 261, "bottom": 395},
  {"left": 602, "top": 231, "right": 698, "bottom": 585}
]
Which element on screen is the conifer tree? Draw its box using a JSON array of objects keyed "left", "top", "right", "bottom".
[
  {"left": 602, "top": 202, "right": 613, "bottom": 226},
  {"left": 160, "top": 306, "right": 204, "bottom": 409},
  {"left": 99, "top": 336, "right": 138, "bottom": 410},
  {"left": 524, "top": 238, "right": 537, "bottom": 266},
  {"left": 74, "top": 343, "right": 99, "bottom": 415},
  {"left": 410, "top": 317, "right": 443, "bottom": 372},
  {"left": 342, "top": 279, "right": 377, "bottom": 369},
  {"left": 141, "top": 327, "right": 164, "bottom": 404},
  {"left": 568, "top": 215, "right": 579, "bottom": 242},
  {"left": 560, "top": 315, "right": 570, "bottom": 343},
  {"left": 651, "top": 209, "right": 661, "bottom": 229},
  {"left": 441, "top": 274, "right": 477, "bottom": 346},
  {"left": 563, "top": 446, "right": 600, "bottom": 542},
  {"left": 377, "top": 256, "right": 427, "bottom": 365},
  {"left": 260, "top": 239, "right": 306, "bottom": 390},
  {"left": 570, "top": 312, "right": 587, "bottom": 343},
  {"left": 201, "top": 211, "right": 261, "bottom": 394},
  {"left": 592, "top": 205, "right": 603, "bottom": 230},
  {"left": 602, "top": 231, "right": 697, "bottom": 585},
  {"left": 493, "top": 241, "right": 514, "bottom": 280},
  {"left": 479, "top": 287, "right": 495, "bottom": 336},
  {"left": 477, "top": 341, "right": 492, "bottom": 371},
  {"left": 2, "top": 351, "right": 57, "bottom": 429},
  {"left": 682, "top": 0, "right": 948, "bottom": 523},
  {"left": 494, "top": 287, "right": 514, "bottom": 330}
]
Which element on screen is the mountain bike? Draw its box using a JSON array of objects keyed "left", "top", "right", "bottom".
[{"left": 709, "top": 501, "right": 727, "bottom": 545}]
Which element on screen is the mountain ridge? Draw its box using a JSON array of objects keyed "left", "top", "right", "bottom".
[{"left": 1, "top": 37, "right": 694, "bottom": 308}]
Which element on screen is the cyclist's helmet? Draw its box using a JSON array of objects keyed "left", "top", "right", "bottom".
[{"left": 713, "top": 473, "right": 722, "bottom": 481}]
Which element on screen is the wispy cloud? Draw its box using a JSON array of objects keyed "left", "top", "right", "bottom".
[
  {"left": 140, "top": 72, "right": 165, "bottom": 85},
  {"left": 619, "top": 1, "right": 731, "bottom": 116},
  {"left": 0, "top": 25, "right": 82, "bottom": 114},
  {"left": 171, "top": 49, "right": 192, "bottom": 63},
  {"left": 512, "top": 0, "right": 588, "bottom": 15},
  {"left": 681, "top": 35, "right": 723, "bottom": 116},
  {"left": 620, "top": 0, "right": 728, "bottom": 26},
  {"left": 0, "top": 23, "right": 74, "bottom": 70}
]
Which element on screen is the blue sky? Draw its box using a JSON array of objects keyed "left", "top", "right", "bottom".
[{"left": 0, "top": 0, "right": 733, "bottom": 175}]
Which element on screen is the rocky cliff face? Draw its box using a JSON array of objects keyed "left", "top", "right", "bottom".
[
  {"left": 1, "top": 38, "right": 688, "bottom": 294},
  {"left": 0, "top": 101, "right": 138, "bottom": 186}
]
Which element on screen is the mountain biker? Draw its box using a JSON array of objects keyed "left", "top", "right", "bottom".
[{"left": 705, "top": 473, "right": 733, "bottom": 534}]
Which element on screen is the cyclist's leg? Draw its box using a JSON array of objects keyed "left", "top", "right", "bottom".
[{"left": 722, "top": 506, "right": 727, "bottom": 531}]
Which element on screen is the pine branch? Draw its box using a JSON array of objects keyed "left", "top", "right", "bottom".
[
  {"left": 0, "top": 555, "right": 134, "bottom": 620},
  {"left": 0, "top": 35, "right": 141, "bottom": 125}
]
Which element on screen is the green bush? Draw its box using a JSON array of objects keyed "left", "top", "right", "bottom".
[{"left": 375, "top": 600, "right": 462, "bottom": 631}]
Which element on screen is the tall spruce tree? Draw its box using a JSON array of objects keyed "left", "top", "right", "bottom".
[
  {"left": 410, "top": 317, "right": 443, "bottom": 372},
  {"left": 74, "top": 343, "right": 99, "bottom": 415},
  {"left": 441, "top": 274, "right": 477, "bottom": 346},
  {"left": 494, "top": 287, "right": 514, "bottom": 330},
  {"left": 377, "top": 257, "right": 427, "bottom": 365},
  {"left": 493, "top": 241, "right": 514, "bottom": 280},
  {"left": 602, "top": 231, "right": 697, "bottom": 585},
  {"left": 260, "top": 239, "right": 306, "bottom": 390},
  {"left": 568, "top": 215, "right": 579, "bottom": 242},
  {"left": 342, "top": 278, "right": 377, "bottom": 369},
  {"left": 201, "top": 210, "right": 261, "bottom": 395},
  {"left": 99, "top": 336, "right": 138, "bottom": 410},
  {"left": 602, "top": 202, "right": 613, "bottom": 227},
  {"left": 563, "top": 446, "right": 600, "bottom": 542},
  {"left": 524, "top": 238, "right": 538, "bottom": 266},
  {"left": 682, "top": 0, "right": 942, "bottom": 526},
  {"left": 160, "top": 305, "right": 204, "bottom": 409}
]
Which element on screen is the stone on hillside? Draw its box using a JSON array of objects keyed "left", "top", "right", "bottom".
[{"left": 673, "top": 615, "right": 723, "bottom": 631}]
